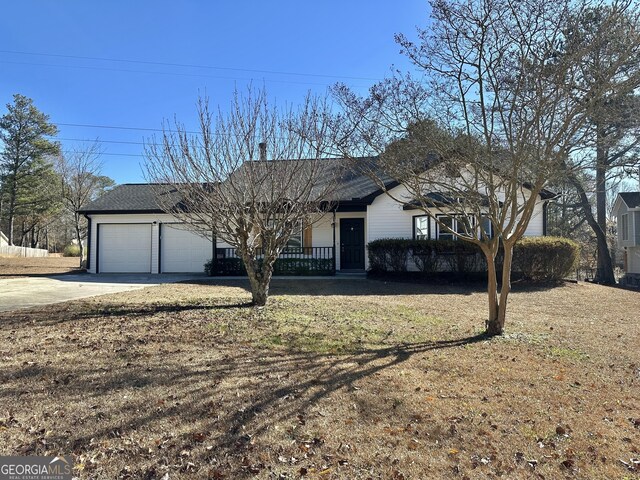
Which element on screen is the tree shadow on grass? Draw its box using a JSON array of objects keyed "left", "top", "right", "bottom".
[
  {"left": 3, "top": 332, "right": 491, "bottom": 476},
  {"left": 0, "top": 301, "right": 255, "bottom": 328}
]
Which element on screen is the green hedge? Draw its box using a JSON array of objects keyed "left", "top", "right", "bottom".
[
  {"left": 513, "top": 236, "right": 580, "bottom": 281},
  {"left": 368, "top": 238, "right": 484, "bottom": 274},
  {"left": 368, "top": 236, "right": 580, "bottom": 281},
  {"left": 205, "top": 256, "right": 334, "bottom": 276}
]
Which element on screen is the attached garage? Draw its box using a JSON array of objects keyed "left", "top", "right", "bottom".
[
  {"left": 98, "top": 224, "right": 152, "bottom": 273},
  {"left": 160, "top": 224, "right": 213, "bottom": 273}
]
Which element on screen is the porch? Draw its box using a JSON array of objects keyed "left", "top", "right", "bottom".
[{"left": 210, "top": 247, "right": 336, "bottom": 276}]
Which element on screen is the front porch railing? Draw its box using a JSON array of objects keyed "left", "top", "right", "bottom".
[{"left": 209, "top": 247, "right": 335, "bottom": 276}]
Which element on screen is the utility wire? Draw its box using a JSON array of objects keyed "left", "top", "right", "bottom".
[
  {"left": 0, "top": 60, "right": 352, "bottom": 88},
  {"left": 62, "top": 151, "right": 145, "bottom": 158},
  {"left": 53, "top": 122, "right": 199, "bottom": 134},
  {"left": 0, "top": 49, "right": 381, "bottom": 81}
]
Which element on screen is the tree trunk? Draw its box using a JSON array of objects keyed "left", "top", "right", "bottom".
[
  {"left": 569, "top": 172, "right": 616, "bottom": 284},
  {"left": 9, "top": 214, "right": 14, "bottom": 246},
  {"left": 483, "top": 246, "right": 500, "bottom": 331},
  {"left": 241, "top": 251, "right": 275, "bottom": 306},
  {"left": 592, "top": 126, "right": 617, "bottom": 284},
  {"left": 486, "top": 242, "right": 513, "bottom": 336}
]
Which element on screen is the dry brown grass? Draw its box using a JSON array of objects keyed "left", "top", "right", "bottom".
[
  {"left": 0, "top": 278, "right": 638, "bottom": 479},
  {"left": 0, "top": 255, "right": 81, "bottom": 278}
]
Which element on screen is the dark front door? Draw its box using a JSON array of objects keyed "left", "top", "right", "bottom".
[{"left": 340, "top": 218, "right": 365, "bottom": 270}]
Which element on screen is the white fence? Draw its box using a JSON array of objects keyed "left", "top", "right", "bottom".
[{"left": 0, "top": 245, "right": 49, "bottom": 257}]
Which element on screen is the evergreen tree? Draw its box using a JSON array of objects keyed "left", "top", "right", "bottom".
[{"left": 0, "top": 94, "right": 60, "bottom": 245}]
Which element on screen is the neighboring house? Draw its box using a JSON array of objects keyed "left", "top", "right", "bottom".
[
  {"left": 613, "top": 191, "right": 640, "bottom": 287},
  {"left": 79, "top": 159, "right": 554, "bottom": 274},
  {"left": 0, "top": 231, "right": 8, "bottom": 247}
]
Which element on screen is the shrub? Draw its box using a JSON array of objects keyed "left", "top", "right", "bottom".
[
  {"left": 63, "top": 244, "right": 81, "bottom": 257},
  {"left": 410, "top": 241, "right": 437, "bottom": 273},
  {"left": 431, "top": 240, "right": 485, "bottom": 273},
  {"left": 367, "top": 239, "right": 412, "bottom": 272},
  {"left": 369, "top": 238, "right": 484, "bottom": 274},
  {"left": 513, "top": 236, "right": 580, "bottom": 281},
  {"left": 204, "top": 256, "right": 334, "bottom": 276}
]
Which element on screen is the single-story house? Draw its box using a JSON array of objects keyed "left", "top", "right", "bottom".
[
  {"left": 613, "top": 191, "right": 640, "bottom": 287},
  {"left": 79, "top": 160, "right": 554, "bottom": 275}
]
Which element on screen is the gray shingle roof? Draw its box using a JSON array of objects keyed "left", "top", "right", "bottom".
[
  {"left": 620, "top": 192, "right": 640, "bottom": 209},
  {"left": 79, "top": 184, "right": 181, "bottom": 213},
  {"left": 80, "top": 158, "right": 390, "bottom": 213},
  {"left": 80, "top": 157, "right": 556, "bottom": 213}
]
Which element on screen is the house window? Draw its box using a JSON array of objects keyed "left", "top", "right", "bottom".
[
  {"left": 284, "top": 222, "right": 303, "bottom": 251},
  {"left": 413, "top": 215, "right": 430, "bottom": 240},
  {"left": 266, "top": 219, "right": 303, "bottom": 252},
  {"left": 621, "top": 214, "right": 629, "bottom": 241},
  {"left": 480, "top": 216, "right": 494, "bottom": 239},
  {"left": 436, "top": 214, "right": 473, "bottom": 240}
]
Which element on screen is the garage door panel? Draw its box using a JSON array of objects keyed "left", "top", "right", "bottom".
[
  {"left": 99, "top": 224, "right": 152, "bottom": 273},
  {"left": 161, "top": 224, "right": 212, "bottom": 273}
]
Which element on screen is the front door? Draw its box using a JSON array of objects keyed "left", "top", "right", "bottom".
[{"left": 340, "top": 218, "right": 365, "bottom": 270}]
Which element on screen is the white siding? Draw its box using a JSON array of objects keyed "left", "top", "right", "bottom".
[
  {"left": 151, "top": 223, "right": 159, "bottom": 273},
  {"left": 524, "top": 201, "right": 545, "bottom": 237},
  {"left": 367, "top": 184, "right": 415, "bottom": 242},
  {"left": 366, "top": 183, "right": 546, "bottom": 242},
  {"left": 629, "top": 246, "right": 640, "bottom": 274},
  {"left": 312, "top": 215, "right": 334, "bottom": 248},
  {"left": 616, "top": 202, "right": 635, "bottom": 248}
]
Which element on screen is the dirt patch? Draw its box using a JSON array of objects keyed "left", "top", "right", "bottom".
[
  {"left": 0, "top": 279, "right": 638, "bottom": 479},
  {"left": 0, "top": 256, "right": 82, "bottom": 278}
]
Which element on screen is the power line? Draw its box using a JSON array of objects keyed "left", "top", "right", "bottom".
[
  {"left": 57, "top": 137, "right": 150, "bottom": 146},
  {"left": 62, "top": 150, "right": 145, "bottom": 158},
  {"left": 0, "top": 60, "right": 350, "bottom": 88},
  {"left": 54, "top": 122, "right": 199, "bottom": 134},
  {"left": 51, "top": 122, "right": 292, "bottom": 140},
  {"left": 0, "top": 49, "right": 380, "bottom": 82}
]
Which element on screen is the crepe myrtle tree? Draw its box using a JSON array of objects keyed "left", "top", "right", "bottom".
[
  {"left": 145, "top": 88, "right": 341, "bottom": 306},
  {"left": 332, "top": 0, "right": 605, "bottom": 335}
]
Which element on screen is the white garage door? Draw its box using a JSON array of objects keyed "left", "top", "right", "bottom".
[
  {"left": 161, "top": 224, "right": 213, "bottom": 273},
  {"left": 99, "top": 224, "right": 152, "bottom": 273}
]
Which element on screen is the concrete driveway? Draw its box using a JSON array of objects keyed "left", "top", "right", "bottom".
[{"left": 0, "top": 274, "right": 203, "bottom": 313}]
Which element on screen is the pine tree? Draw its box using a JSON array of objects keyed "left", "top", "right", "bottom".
[{"left": 0, "top": 94, "right": 60, "bottom": 245}]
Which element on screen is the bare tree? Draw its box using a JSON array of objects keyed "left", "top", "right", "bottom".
[
  {"left": 145, "top": 88, "right": 340, "bottom": 306},
  {"left": 333, "top": 0, "right": 606, "bottom": 335},
  {"left": 560, "top": 1, "right": 640, "bottom": 284},
  {"left": 57, "top": 142, "right": 114, "bottom": 267}
]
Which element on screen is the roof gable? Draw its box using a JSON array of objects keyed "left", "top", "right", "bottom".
[{"left": 620, "top": 192, "right": 640, "bottom": 209}]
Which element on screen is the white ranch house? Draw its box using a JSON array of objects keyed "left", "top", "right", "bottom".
[{"left": 80, "top": 160, "right": 554, "bottom": 275}]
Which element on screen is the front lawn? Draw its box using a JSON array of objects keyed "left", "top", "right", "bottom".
[
  {"left": 0, "top": 279, "right": 638, "bottom": 479},
  {"left": 0, "top": 255, "right": 82, "bottom": 278}
]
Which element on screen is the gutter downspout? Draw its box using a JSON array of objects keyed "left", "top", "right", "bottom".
[{"left": 84, "top": 214, "right": 91, "bottom": 271}]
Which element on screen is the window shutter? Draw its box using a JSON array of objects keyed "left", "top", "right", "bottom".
[{"left": 303, "top": 224, "right": 313, "bottom": 249}]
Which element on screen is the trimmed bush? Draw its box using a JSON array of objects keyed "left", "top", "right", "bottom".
[
  {"left": 368, "top": 238, "right": 484, "bottom": 274},
  {"left": 63, "top": 244, "right": 81, "bottom": 257},
  {"left": 367, "top": 239, "right": 412, "bottom": 273},
  {"left": 368, "top": 236, "right": 579, "bottom": 282},
  {"left": 204, "top": 256, "right": 334, "bottom": 276},
  {"left": 513, "top": 236, "right": 580, "bottom": 281}
]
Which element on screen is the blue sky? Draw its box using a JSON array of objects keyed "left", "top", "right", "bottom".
[{"left": 0, "top": 1, "right": 429, "bottom": 184}]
